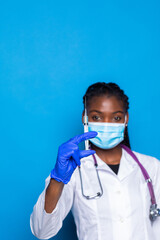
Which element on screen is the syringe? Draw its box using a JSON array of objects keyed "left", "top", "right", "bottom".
[{"left": 83, "top": 98, "right": 89, "bottom": 150}]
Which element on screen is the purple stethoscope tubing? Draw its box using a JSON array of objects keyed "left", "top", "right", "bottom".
[
  {"left": 92, "top": 144, "right": 156, "bottom": 204},
  {"left": 120, "top": 144, "right": 156, "bottom": 205},
  {"left": 82, "top": 144, "right": 160, "bottom": 221}
]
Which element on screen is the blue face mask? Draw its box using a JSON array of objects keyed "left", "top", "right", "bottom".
[{"left": 88, "top": 118, "right": 126, "bottom": 149}]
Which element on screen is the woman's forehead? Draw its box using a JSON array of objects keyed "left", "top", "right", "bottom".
[{"left": 88, "top": 95, "right": 124, "bottom": 111}]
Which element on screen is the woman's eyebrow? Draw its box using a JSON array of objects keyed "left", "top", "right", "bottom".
[
  {"left": 89, "top": 110, "right": 124, "bottom": 114},
  {"left": 89, "top": 110, "right": 103, "bottom": 114},
  {"left": 112, "top": 111, "right": 124, "bottom": 114}
]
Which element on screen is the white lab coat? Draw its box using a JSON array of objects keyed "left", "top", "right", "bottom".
[{"left": 30, "top": 148, "right": 160, "bottom": 240}]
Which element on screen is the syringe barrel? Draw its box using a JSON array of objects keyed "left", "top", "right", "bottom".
[{"left": 83, "top": 115, "right": 88, "bottom": 124}]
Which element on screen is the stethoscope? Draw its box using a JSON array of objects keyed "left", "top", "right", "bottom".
[{"left": 78, "top": 144, "right": 160, "bottom": 222}]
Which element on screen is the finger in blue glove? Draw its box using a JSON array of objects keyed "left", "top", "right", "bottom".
[{"left": 50, "top": 131, "right": 97, "bottom": 184}]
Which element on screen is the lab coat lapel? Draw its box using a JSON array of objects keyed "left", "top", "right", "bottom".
[
  {"left": 118, "top": 148, "right": 137, "bottom": 181},
  {"left": 93, "top": 148, "right": 137, "bottom": 179}
]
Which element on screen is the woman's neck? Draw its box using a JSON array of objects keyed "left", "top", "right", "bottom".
[{"left": 91, "top": 144, "right": 122, "bottom": 165}]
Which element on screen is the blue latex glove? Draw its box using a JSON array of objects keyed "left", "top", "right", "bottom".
[{"left": 50, "top": 131, "right": 97, "bottom": 184}]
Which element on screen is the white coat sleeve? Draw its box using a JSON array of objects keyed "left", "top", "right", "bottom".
[
  {"left": 152, "top": 158, "right": 160, "bottom": 240},
  {"left": 30, "top": 174, "right": 75, "bottom": 240}
]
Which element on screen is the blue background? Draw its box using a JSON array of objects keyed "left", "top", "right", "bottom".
[{"left": 0, "top": 0, "right": 160, "bottom": 239}]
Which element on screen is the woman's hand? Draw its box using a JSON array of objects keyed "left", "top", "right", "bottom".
[{"left": 50, "top": 131, "right": 97, "bottom": 184}]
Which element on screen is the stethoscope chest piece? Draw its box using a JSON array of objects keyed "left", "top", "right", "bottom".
[{"left": 149, "top": 204, "right": 160, "bottom": 222}]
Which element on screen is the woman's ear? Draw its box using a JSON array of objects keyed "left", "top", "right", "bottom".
[{"left": 125, "top": 112, "right": 129, "bottom": 126}]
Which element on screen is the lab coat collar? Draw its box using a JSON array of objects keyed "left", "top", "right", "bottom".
[{"left": 94, "top": 148, "right": 138, "bottom": 181}]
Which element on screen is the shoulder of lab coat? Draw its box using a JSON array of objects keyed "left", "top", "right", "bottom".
[{"left": 132, "top": 150, "right": 160, "bottom": 184}]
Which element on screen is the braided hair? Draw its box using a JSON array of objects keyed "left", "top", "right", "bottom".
[{"left": 83, "top": 82, "right": 131, "bottom": 148}]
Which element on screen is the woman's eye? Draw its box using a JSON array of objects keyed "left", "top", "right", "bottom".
[
  {"left": 114, "top": 116, "right": 121, "bottom": 121},
  {"left": 92, "top": 115, "right": 101, "bottom": 121}
]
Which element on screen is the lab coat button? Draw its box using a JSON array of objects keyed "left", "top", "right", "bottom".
[
  {"left": 116, "top": 191, "right": 121, "bottom": 194},
  {"left": 119, "top": 217, "right": 124, "bottom": 223}
]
